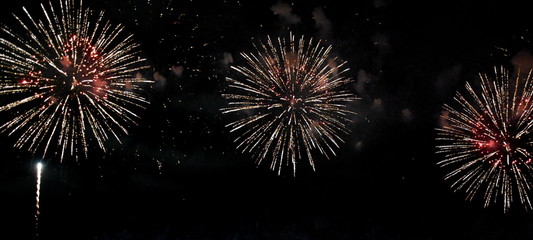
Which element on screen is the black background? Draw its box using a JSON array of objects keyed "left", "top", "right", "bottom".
[{"left": 2, "top": 0, "right": 533, "bottom": 239}]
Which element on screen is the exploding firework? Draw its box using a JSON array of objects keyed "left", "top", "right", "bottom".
[
  {"left": 0, "top": 0, "right": 152, "bottom": 161},
  {"left": 436, "top": 66, "right": 533, "bottom": 212},
  {"left": 222, "top": 33, "right": 357, "bottom": 175}
]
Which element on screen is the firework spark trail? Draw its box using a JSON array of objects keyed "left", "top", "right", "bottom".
[
  {"left": 35, "top": 162, "right": 43, "bottom": 237},
  {"left": 0, "top": 0, "right": 152, "bottom": 161},
  {"left": 222, "top": 33, "right": 357, "bottom": 175},
  {"left": 436, "top": 66, "right": 533, "bottom": 212}
]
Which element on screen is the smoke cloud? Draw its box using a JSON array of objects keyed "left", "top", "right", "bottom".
[
  {"left": 171, "top": 65, "right": 184, "bottom": 77},
  {"left": 271, "top": 2, "right": 300, "bottom": 25},
  {"left": 401, "top": 108, "right": 413, "bottom": 122},
  {"left": 222, "top": 52, "right": 234, "bottom": 66},
  {"left": 511, "top": 50, "right": 533, "bottom": 73},
  {"left": 434, "top": 65, "right": 462, "bottom": 98},
  {"left": 312, "top": 7, "right": 332, "bottom": 35},
  {"left": 153, "top": 72, "right": 167, "bottom": 91}
]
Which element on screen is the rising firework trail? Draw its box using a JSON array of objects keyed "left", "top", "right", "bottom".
[
  {"left": 0, "top": 0, "right": 152, "bottom": 162},
  {"left": 35, "top": 162, "right": 43, "bottom": 237},
  {"left": 222, "top": 33, "right": 357, "bottom": 175},
  {"left": 436, "top": 66, "right": 533, "bottom": 212}
]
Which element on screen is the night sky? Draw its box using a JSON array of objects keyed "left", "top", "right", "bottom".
[{"left": 2, "top": 0, "right": 533, "bottom": 239}]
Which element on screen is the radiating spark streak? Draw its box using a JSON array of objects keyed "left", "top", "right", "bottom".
[
  {"left": 222, "top": 33, "right": 357, "bottom": 175},
  {"left": 0, "top": 0, "right": 152, "bottom": 161},
  {"left": 436, "top": 66, "right": 533, "bottom": 212}
]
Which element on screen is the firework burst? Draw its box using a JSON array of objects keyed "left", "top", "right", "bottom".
[
  {"left": 436, "top": 66, "right": 533, "bottom": 212},
  {"left": 222, "top": 33, "right": 357, "bottom": 175},
  {"left": 0, "top": 0, "right": 152, "bottom": 161}
]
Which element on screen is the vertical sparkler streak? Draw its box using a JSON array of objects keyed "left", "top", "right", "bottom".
[
  {"left": 0, "top": 0, "right": 152, "bottom": 161},
  {"left": 436, "top": 66, "right": 533, "bottom": 212},
  {"left": 34, "top": 162, "right": 43, "bottom": 237},
  {"left": 222, "top": 33, "right": 358, "bottom": 175}
]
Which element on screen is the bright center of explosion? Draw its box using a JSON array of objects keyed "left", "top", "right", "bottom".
[{"left": 54, "top": 35, "right": 107, "bottom": 96}]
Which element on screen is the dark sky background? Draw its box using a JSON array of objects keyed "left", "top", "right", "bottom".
[{"left": 2, "top": 0, "right": 533, "bottom": 239}]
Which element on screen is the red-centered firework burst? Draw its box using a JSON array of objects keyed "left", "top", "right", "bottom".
[
  {"left": 222, "top": 33, "right": 357, "bottom": 175},
  {"left": 437, "top": 66, "right": 533, "bottom": 212},
  {"left": 0, "top": 0, "right": 152, "bottom": 162}
]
